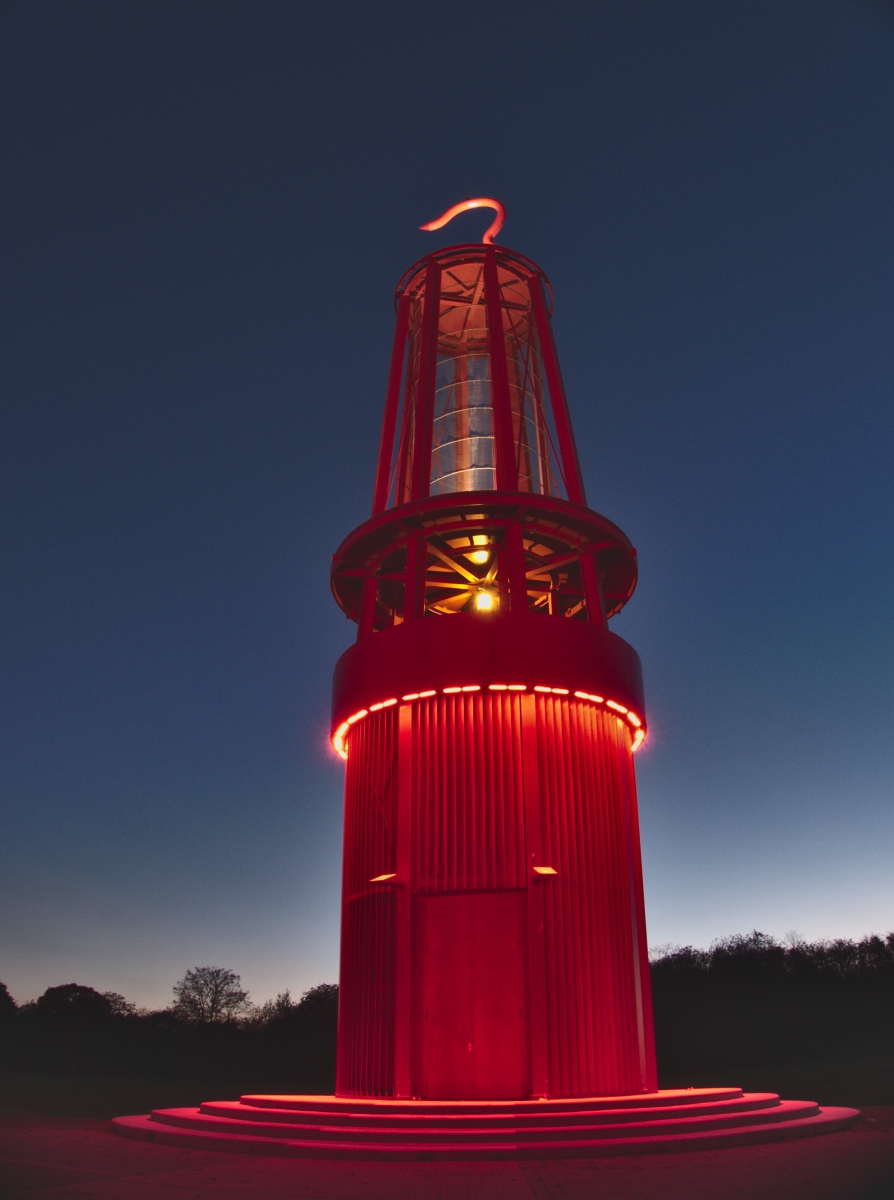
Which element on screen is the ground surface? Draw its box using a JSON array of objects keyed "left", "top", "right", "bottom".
[
  {"left": 1, "top": 1073, "right": 893, "bottom": 1199},
  {"left": 0, "top": 1109, "right": 891, "bottom": 1199}
]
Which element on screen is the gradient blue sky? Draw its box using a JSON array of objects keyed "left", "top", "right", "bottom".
[{"left": 2, "top": 1, "right": 893, "bottom": 1010}]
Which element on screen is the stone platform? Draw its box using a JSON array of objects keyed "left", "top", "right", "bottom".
[{"left": 112, "top": 1088, "right": 858, "bottom": 1160}]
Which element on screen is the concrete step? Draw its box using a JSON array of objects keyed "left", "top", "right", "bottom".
[
  {"left": 145, "top": 1097, "right": 819, "bottom": 1144},
  {"left": 111, "top": 1090, "right": 860, "bottom": 1159},
  {"left": 237, "top": 1087, "right": 744, "bottom": 1116}
]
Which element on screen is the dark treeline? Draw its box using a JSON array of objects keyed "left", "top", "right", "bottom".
[
  {"left": 651, "top": 931, "right": 894, "bottom": 1073},
  {"left": 0, "top": 975, "right": 338, "bottom": 1090},
  {"left": 2, "top": 932, "right": 893, "bottom": 1085}
]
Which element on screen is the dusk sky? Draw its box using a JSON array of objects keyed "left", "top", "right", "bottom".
[{"left": 2, "top": 1, "right": 893, "bottom": 1011}]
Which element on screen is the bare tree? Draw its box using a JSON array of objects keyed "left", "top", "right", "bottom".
[{"left": 172, "top": 966, "right": 251, "bottom": 1024}]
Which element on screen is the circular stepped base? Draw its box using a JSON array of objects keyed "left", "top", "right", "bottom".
[{"left": 112, "top": 1089, "right": 859, "bottom": 1160}]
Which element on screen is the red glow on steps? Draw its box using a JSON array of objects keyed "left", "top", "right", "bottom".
[{"left": 112, "top": 1090, "right": 859, "bottom": 1160}]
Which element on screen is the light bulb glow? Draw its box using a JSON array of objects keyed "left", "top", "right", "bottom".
[{"left": 475, "top": 590, "right": 494, "bottom": 611}]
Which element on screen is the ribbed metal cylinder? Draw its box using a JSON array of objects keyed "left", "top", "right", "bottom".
[{"left": 335, "top": 692, "right": 656, "bottom": 1099}]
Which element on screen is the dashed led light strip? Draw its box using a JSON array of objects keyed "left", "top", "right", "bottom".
[{"left": 332, "top": 685, "right": 646, "bottom": 760}]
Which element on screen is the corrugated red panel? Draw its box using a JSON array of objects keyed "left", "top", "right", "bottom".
[
  {"left": 336, "top": 707, "right": 398, "bottom": 1097},
  {"left": 412, "top": 693, "right": 527, "bottom": 892},
  {"left": 534, "top": 695, "right": 656, "bottom": 1095},
  {"left": 336, "top": 694, "right": 656, "bottom": 1098}
]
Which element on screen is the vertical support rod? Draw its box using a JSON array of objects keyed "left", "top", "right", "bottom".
[
  {"left": 410, "top": 260, "right": 441, "bottom": 500},
  {"left": 404, "top": 533, "right": 425, "bottom": 622},
  {"left": 522, "top": 692, "right": 551, "bottom": 1097},
  {"left": 484, "top": 248, "right": 518, "bottom": 492},
  {"left": 505, "top": 517, "right": 529, "bottom": 614},
  {"left": 372, "top": 293, "right": 411, "bottom": 515},
  {"left": 393, "top": 702, "right": 414, "bottom": 1097},
  {"left": 529, "top": 275, "right": 586, "bottom": 506},
  {"left": 580, "top": 553, "right": 608, "bottom": 630},
  {"left": 358, "top": 573, "right": 378, "bottom": 637}
]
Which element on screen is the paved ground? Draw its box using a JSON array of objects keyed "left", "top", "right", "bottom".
[{"left": 1, "top": 1110, "right": 893, "bottom": 1200}]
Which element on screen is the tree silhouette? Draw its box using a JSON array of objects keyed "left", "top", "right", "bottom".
[
  {"left": 0, "top": 983, "right": 16, "bottom": 1024},
  {"left": 172, "top": 966, "right": 251, "bottom": 1023},
  {"left": 33, "top": 983, "right": 115, "bottom": 1023}
]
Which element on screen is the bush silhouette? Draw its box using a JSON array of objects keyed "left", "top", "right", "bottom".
[{"left": 651, "top": 931, "right": 894, "bottom": 1073}]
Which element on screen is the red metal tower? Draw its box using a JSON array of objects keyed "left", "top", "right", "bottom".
[
  {"left": 112, "top": 203, "right": 858, "bottom": 1157},
  {"left": 330, "top": 201, "right": 657, "bottom": 1100}
]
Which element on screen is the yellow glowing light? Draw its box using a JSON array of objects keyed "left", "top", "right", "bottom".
[
  {"left": 443, "top": 686, "right": 462, "bottom": 694},
  {"left": 489, "top": 684, "right": 508, "bottom": 691},
  {"left": 508, "top": 684, "right": 526, "bottom": 691},
  {"left": 574, "top": 691, "right": 590, "bottom": 700},
  {"left": 419, "top": 689, "right": 436, "bottom": 698},
  {"left": 627, "top": 712, "right": 642, "bottom": 728},
  {"left": 369, "top": 873, "right": 397, "bottom": 883},
  {"left": 589, "top": 694, "right": 604, "bottom": 703},
  {"left": 472, "top": 535, "right": 489, "bottom": 546},
  {"left": 533, "top": 866, "right": 558, "bottom": 875},
  {"left": 347, "top": 709, "right": 368, "bottom": 724},
  {"left": 551, "top": 687, "right": 569, "bottom": 695},
  {"left": 606, "top": 700, "right": 628, "bottom": 713},
  {"left": 468, "top": 550, "right": 490, "bottom": 564},
  {"left": 534, "top": 686, "right": 552, "bottom": 693},
  {"left": 632, "top": 729, "right": 645, "bottom": 752},
  {"left": 382, "top": 698, "right": 397, "bottom": 707},
  {"left": 461, "top": 685, "right": 481, "bottom": 692},
  {"left": 369, "top": 702, "right": 384, "bottom": 711},
  {"left": 401, "top": 693, "right": 420, "bottom": 701},
  {"left": 475, "top": 590, "right": 494, "bottom": 610},
  {"left": 333, "top": 720, "right": 350, "bottom": 761}
]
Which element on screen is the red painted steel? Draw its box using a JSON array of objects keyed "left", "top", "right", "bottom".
[
  {"left": 385, "top": 244, "right": 576, "bottom": 506},
  {"left": 332, "top": 228, "right": 657, "bottom": 1099},
  {"left": 334, "top": 688, "right": 655, "bottom": 1098},
  {"left": 417, "top": 891, "right": 527, "bottom": 1099},
  {"left": 372, "top": 293, "right": 410, "bottom": 515}
]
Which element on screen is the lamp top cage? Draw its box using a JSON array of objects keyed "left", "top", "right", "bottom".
[
  {"left": 331, "top": 202, "right": 638, "bottom": 638},
  {"left": 372, "top": 235, "right": 586, "bottom": 514}
]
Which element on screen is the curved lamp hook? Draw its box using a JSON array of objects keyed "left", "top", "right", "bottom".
[{"left": 420, "top": 197, "right": 506, "bottom": 245}]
